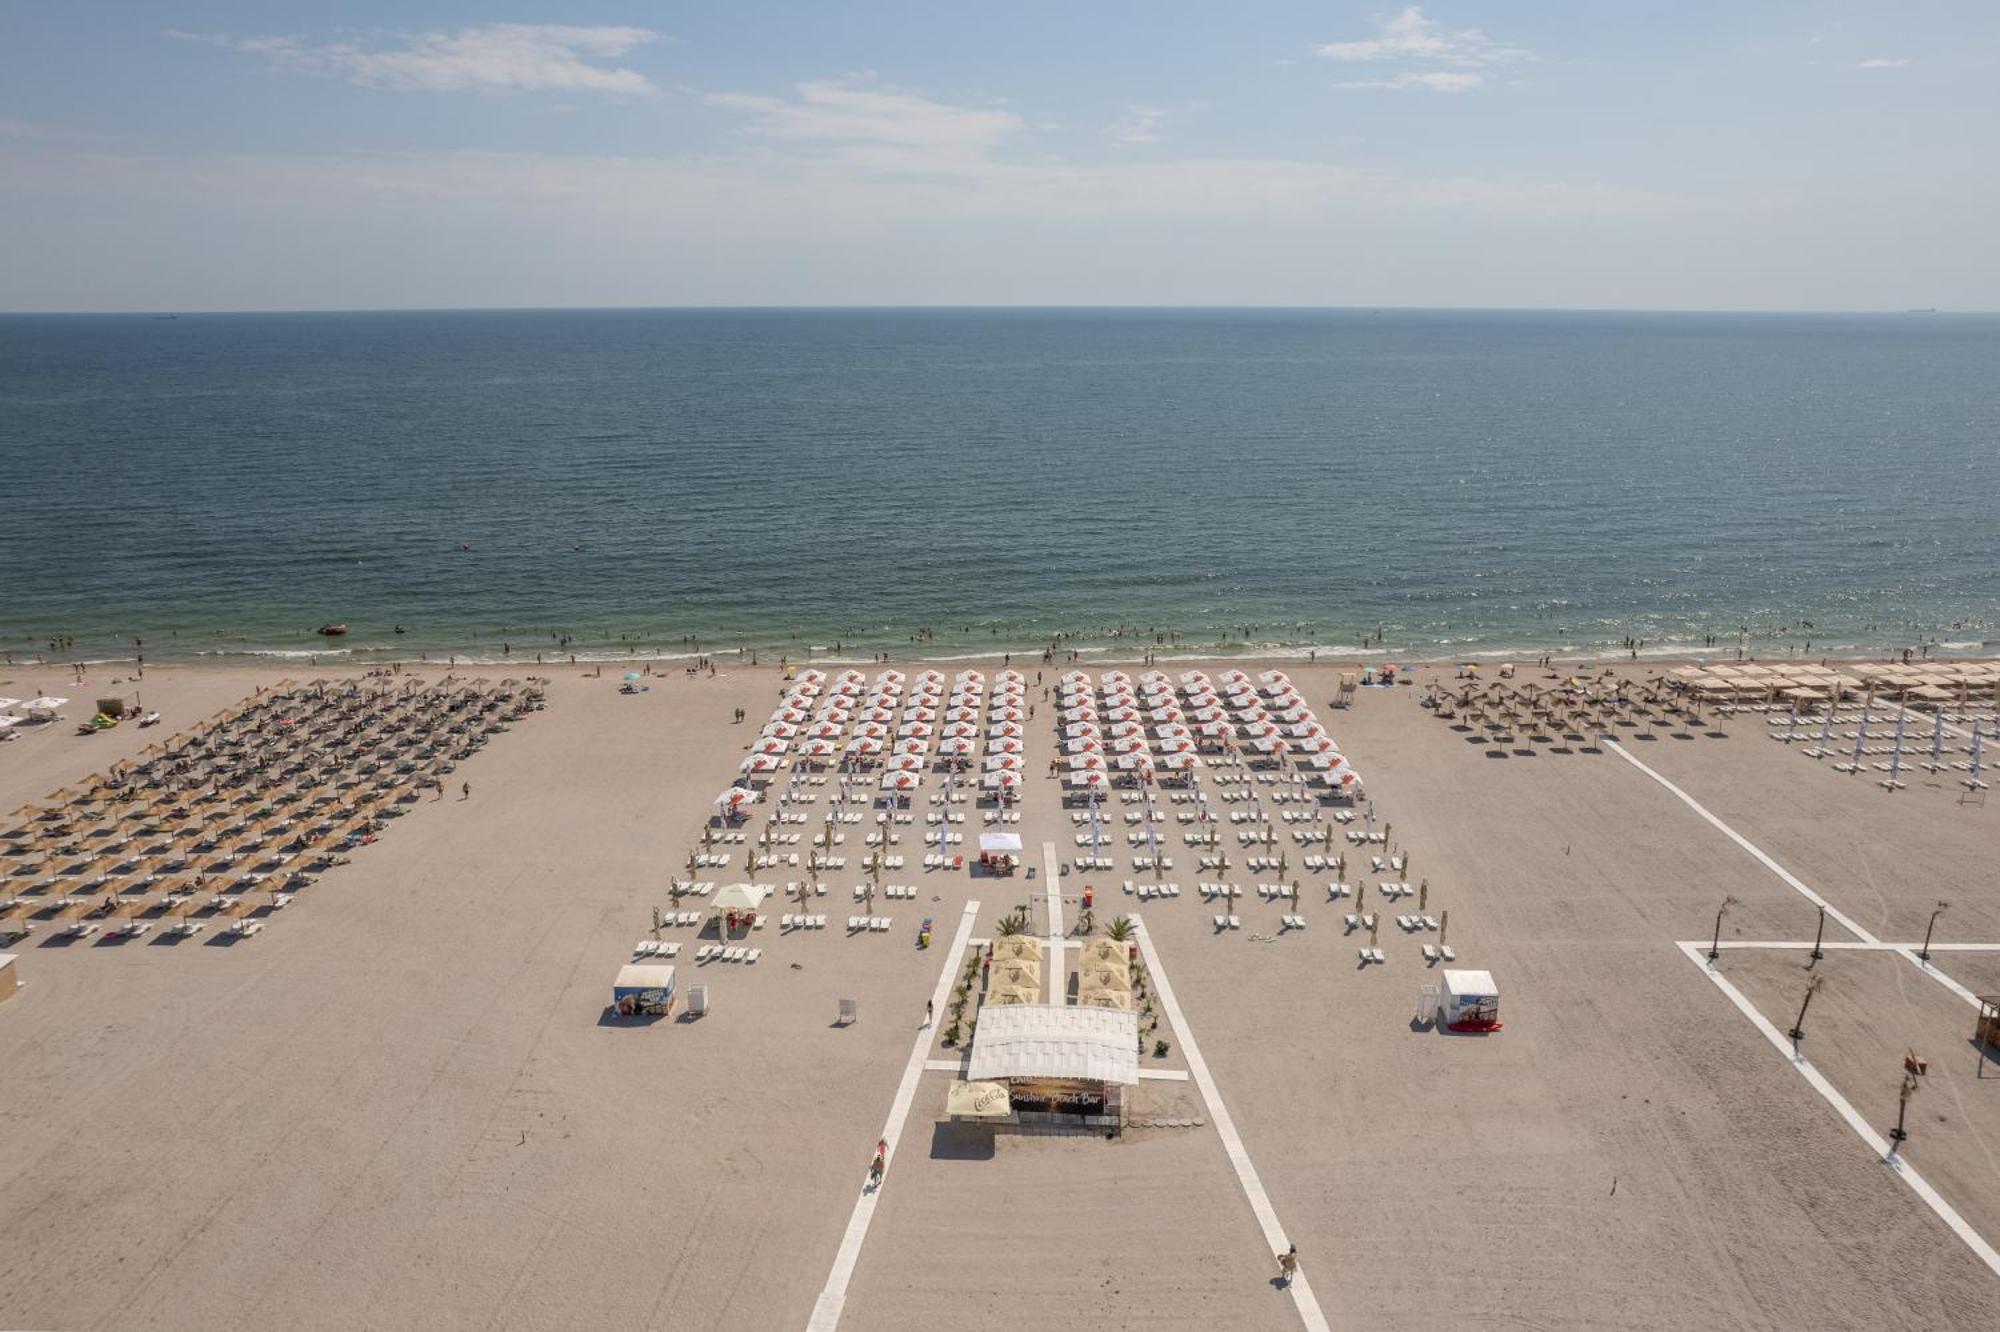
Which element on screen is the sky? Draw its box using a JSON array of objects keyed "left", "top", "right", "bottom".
[{"left": 2, "top": 2, "right": 1995, "bottom": 311}]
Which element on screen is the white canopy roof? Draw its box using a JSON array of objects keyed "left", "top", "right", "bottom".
[
  {"left": 1442, "top": 968, "right": 1497, "bottom": 999},
  {"left": 978, "top": 831, "right": 1024, "bottom": 854},
  {"left": 966, "top": 1003, "right": 1139, "bottom": 1085},
  {"left": 711, "top": 882, "right": 769, "bottom": 912},
  {"left": 613, "top": 962, "right": 676, "bottom": 993}
]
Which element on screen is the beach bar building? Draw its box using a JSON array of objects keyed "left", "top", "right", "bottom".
[
  {"left": 964, "top": 1003, "right": 1138, "bottom": 1127},
  {"left": 612, "top": 962, "right": 676, "bottom": 1016}
]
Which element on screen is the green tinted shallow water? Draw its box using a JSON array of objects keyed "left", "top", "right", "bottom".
[{"left": 1, "top": 308, "right": 1994, "bottom": 667}]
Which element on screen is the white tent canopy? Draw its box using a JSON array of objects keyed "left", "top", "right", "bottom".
[
  {"left": 966, "top": 1003, "right": 1139, "bottom": 1085},
  {"left": 978, "top": 831, "right": 1023, "bottom": 855},
  {"left": 711, "top": 882, "right": 769, "bottom": 912}
]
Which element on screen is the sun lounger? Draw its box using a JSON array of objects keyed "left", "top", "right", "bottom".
[
  {"left": 1422, "top": 943, "right": 1439, "bottom": 962},
  {"left": 837, "top": 997, "right": 857, "bottom": 1025},
  {"left": 744, "top": 948, "right": 760, "bottom": 963},
  {"left": 723, "top": 946, "right": 744, "bottom": 962},
  {"left": 1213, "top": 915, "right": 1230, "bottom": 931}
]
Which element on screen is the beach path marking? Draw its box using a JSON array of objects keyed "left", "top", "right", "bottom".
[
  {"left": 806, "top": 898, "right": 980, "bottom": 1331},
  {"left": 1602, "top": 737, "right": 1878, "bottom": 942},
  {"left": 1676, "top": 942, "right": 2000, "bottom": 1278},
  {"left": 1133, "top": 915, "right": 1331, "bottom": 1332},
  {"left": 1043, "top": 840, "right": 1064, "bottom": 1002},
  {"left": 1604, "top": 738, "right": 1989, "bottom": 1008}
]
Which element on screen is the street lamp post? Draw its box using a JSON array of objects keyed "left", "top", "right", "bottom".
[
  {"left": 1890, "top": 1072, "right": 1920, "bottom": 1146},
  {"left": 1709, "top": 895, "right": 1739, "bottom": 962},
  {"left": 1788, "top": 974, "right": 1823, "bottom": 1043},
  {"left": 1920, "top": 901, "right": 1948, "bottom": 962}
]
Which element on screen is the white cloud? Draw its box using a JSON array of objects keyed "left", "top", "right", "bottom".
[
  {"left": 1106, "top": 106, "right": 1169, "bottom": 144},
  {"left": 1853, "top": 57, "right": 1910, "bottom": 69},
  {"left": 704, "top": 78, "right": 1022, "bottom": 171},
  {"left": 171, "top": 24, "right": 662, "bottom": 95},
  {"left": 1315, "top": 7, "right": 1532, "bottom": 67},
  {"left": 1338, "top": 71, "right": 1485, "bottom": 93}
]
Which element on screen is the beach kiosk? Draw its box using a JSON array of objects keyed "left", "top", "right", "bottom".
[
  {"left": 978, "top": 831, "right": 1023, "bottom": 875},
  {"left": 1977, "top": 996, "right": 2000, "bottom": 1063},
  {"left": 612, "top": 962, "right": 676, "bottom": 1016},
  {"left": 1437, "top": 969, "right": 1502, "bottom": 1033},
  {"left": 966, "top": 1003, "right": 1138, "bottom": 1127}
]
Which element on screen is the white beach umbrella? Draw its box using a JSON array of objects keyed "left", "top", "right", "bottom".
[
  {"left": 988, "top": 721, "right": 1024, "bottom": 739},
  {"left": 1065, "top": 737, "right": 1104, "bottom": 754},
  {"left": 984, "top": 753, "right": 1024, "bottom": 771},
  {"left": 991, "top": 737, "right": 1024, "bottom": 754},
  {"left": 801, "top": 737, "right": 838, "bottom": 759},
  {"left": 1064, "top": 721, "right": 1100, "bottom": 740},
  {"left": 887, "top": 753, "right": 923, "bottom": 772},
  {"left": 942, "top": 722, "right": 978, "bottom": 739},
  {"left": 937, "top": 737, "right": 974, "bottom": 756}
]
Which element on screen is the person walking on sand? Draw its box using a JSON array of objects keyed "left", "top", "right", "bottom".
[
  {"left": 1276, "top": 1243, "right": 1298, "bottom": 1286},
  {"left": 461, "top": 781, "right": 471, "bottom": 801},
  {"left": 869, "top": 1138, "right": 888, "bottom": 1190},
  {"left": 924, "top": 999, "right": 934, "bottom": 1027}
]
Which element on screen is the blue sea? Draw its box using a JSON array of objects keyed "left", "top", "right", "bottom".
[{"left": 1, "top": 308, "right": 1995, "bottom": 668}]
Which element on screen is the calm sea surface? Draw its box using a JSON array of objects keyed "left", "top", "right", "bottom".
[{"left": 1, "top": 308, "right": 1995, "bottom": 666}]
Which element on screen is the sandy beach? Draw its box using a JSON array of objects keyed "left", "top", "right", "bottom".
[{"left": 1, "top": 655, "right": 1996, "bottom": 1330}]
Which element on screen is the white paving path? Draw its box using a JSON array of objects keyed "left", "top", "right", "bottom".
[
  {"left": 1133, "top": 915, "right": 1331, "bottom": 1332},
  {"left": 1605, "top": 738, "right": 1985, "bottom": 1008},
  {"left": 1043, "top": 839, "right": 1064, "bottom": 1002},
  {"left": 806, "top": 898, "right": 981, "bottom": 1331},
  {"left": 1677, "top": 941, "right": 2000, "bottom": 1279}
]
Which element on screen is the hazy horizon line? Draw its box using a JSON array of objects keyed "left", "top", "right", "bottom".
[{"left": 0, "top": 302, "right": 1986, "bottom": 318}]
